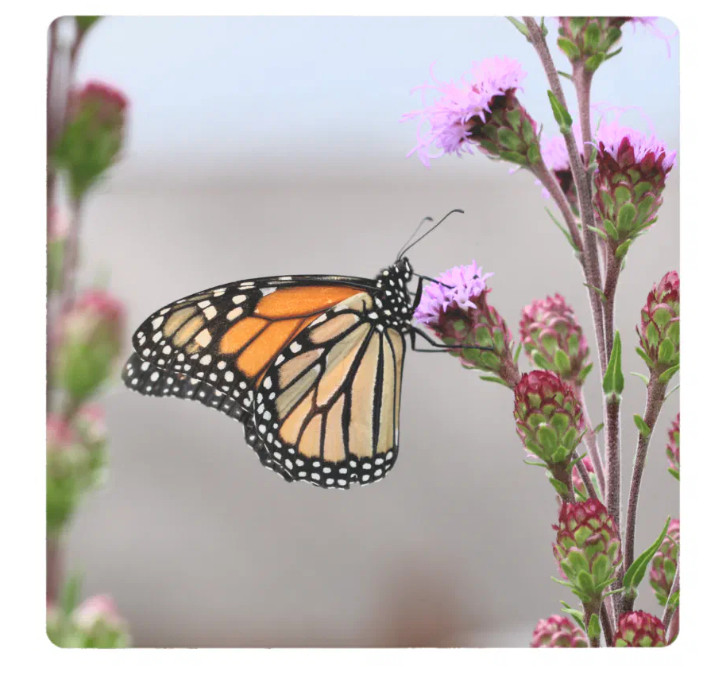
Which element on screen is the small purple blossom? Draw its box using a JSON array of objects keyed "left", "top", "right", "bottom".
[
  {"left": 403, "top": 57, "right": 527, "bottom": 167},
  {"left": 596, "top": 122, "right": 676, "bottom": 172},
  {"left": 623, "top": 17, "right": 676, "bottom": 57},
  {"left": 414, "top": 261, "right": 494, "bottom": 325}
]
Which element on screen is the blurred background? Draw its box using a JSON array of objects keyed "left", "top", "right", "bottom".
[{"left": 65, "top": 16, "right": 678, "bottom": 647}]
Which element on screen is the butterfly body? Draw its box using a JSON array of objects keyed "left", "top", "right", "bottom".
[{"left": 124, "top": 258, "right": 416, "bottom": 489}]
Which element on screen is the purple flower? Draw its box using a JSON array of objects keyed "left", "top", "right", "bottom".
[
  {"left": 403, "top": 58, "right": 529, "bottom": 167},
  {"left": 414, "top": 261, "right": 494, "bottom": 325},
  {"left": 414, "top": 262, "right": 518, "bottom": 388}
]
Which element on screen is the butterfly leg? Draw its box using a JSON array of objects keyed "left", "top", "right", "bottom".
[{"left": 409, "top": 326, "right": 494, "bottom": 353}]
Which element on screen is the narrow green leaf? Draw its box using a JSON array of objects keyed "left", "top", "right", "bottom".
[
  {"left": 560, "top": 602, "right": 586, "bottom": 630},
  {"left": 592, "top": 422, "right": 604, "bottom": 435},
  {"left": 604, "top": 47, "right": 623, "bottom": 61},
  {"left": 634, "top": 414, "right": 652, "bottom": 437},
  {"left": 479, "top": 375, "right": 509, "bottom": 387},
  {"left": 557, "top": 37, "right": 580, "bottom": 60},
  {"left": 513, "top": 342, "right": 523, "bottom": 364},
  {"left": 556, "top": 70, "right": 574, "bottom": 81},
  {"left": 659, "top": 364, "right": 680, "bottom": 384},
  {"left": 630, "top": 371, "right": 650, "bottom": 387},
  {"left": 623, "top": 516, "right": 671, "bottom": 592},
  {"left": 584, "top": 53, "right": 605, "bottom": 72},
  {"left": 506, "top": 16, "right": 531, "bottom": 39},
  {"left": 545, "top": 207, "right": 577, "bottom": 251},
  {"left": 583, "top": 283, "right": 607, "bottom": 303},
  {"left": 547, "top": 90, "right": 573, "bottom": 133},
  {"left": 588, "top": 611, "right": 601, "bottom": 640},
  {"left": 60, "top": 572, "right": 83, "bottom": 616},
  {"left": 523, "top": 458, "right": 549, "bottom": 469},
  {"left": 602, "top": 331, "right": 624, "bottom": 396}
]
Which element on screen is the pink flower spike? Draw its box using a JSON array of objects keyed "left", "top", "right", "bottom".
[
  {"left": 403, "top": 57, "right": 530, "bottom": 166},
  {"left": 414, "top": 261, "right": 494, "bottom": 326}
]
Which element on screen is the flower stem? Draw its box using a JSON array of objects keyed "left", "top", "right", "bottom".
[
  {"left": 574, "top": 385, "right": 606, "bottom": 495},
  {"left": 662, "top": 562, "right": 680, "bottom": 631},
  {"left": 583, "top": 606, "right": 601, "bottom": 647},
  {"left": 600, "top": 604, "right": 614, "bottom": 647},
  {"left": 605, "top": 397, "right": 621, "bottom": 530},
  {"left": 530, "top": 160, "right": 583, "bottom": 253},
  {"left": 47, "top": 533, "right": 62, "bottom": 603},
  {"left": 523, "top": 17, "right": 607, "bottom": 382},
  {"left": 623, "top": 373, "right": 668, "bottom": 593}
]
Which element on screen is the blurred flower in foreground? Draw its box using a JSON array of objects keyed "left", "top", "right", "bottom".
[
  {"left": 53, "top": 80, "right": 128, "bottom": 198},
  {"left": 48, "top": 594, "right": 130, "bottom": 648},
  {"left": 403, "top": 57, "right": 542, "bottom": 169},
  {"left": 520, "top": 294, "right": 591, "bottom": 387},
  {"left": 666, "top": 413, "right": 680, "bottom": 480},
  {"left": 414, "top": 262, "right": 519, "bottom": 388},
  {"left": 531, "top": 615, "right": 587, "bottom": 648},
  {"left": 47, "top": 208, "right": 69, "bottom": 294},
  {"left": 54, "top": 289, "right": 125, "bottom": 403},
  {"left": 650, "top": 518, "right": 680, "bottom": 606},
  {"left": 47, "top": 408, "right": 107, "bottom": 534},
  {"left": 593, "top": 122, "right": 676, "bottom": 258},
  {"left": 636, "top": 271, "right": 680, "bottom": 383},
  {"left": 73, "top": 594, "right": 131, "bottom": 648},
  {"left": 553, "top": 499, "right": 622, "bottom": 608},
  {"left": 614, "top": 611, "right": 667, "bottom": 647}
]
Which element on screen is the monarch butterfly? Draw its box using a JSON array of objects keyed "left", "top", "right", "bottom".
[{"left": 123, "top": 211, "right": 485, "bottom": 489}]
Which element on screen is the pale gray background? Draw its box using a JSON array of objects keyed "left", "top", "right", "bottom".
[{"left": 64, "top": 16, "right": 679, "bottom": 647}]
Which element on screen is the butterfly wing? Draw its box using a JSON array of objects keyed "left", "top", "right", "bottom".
[
  {"left": 123, "top": 275, "right": 406, "bottom": 486},
  {"left": 251, "top": 290, "right": 407, "bottom": 488}
]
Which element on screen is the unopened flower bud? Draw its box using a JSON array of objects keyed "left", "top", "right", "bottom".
[
  {"left": 514, "top": 371, "right": 584, "bottom": 466},
  {"left": 614, "top": 611, "right": 667, "bottom": 647},
  {"left": 520, "top": 294, "right": 591, "bottom": 386},
  {"left": 530, "top": 615, "right": 587, "bottom": 648},
  {"left": 557, "top": 18, "right": 673, "bottom": 71},
  {"left": 637, "top": 271, "right": 679, "bottom": 380},
  {"left": 593, "top": 123, "right": 676, "bottom": 258},
  {"left": 54, "top": 289, "right": 125, "bottom": 402},
  {"left": 53, "top": 80, "right": 128, "bottom": 197},
  {"left": 553, "top": 499, "right": 622, "bottom": 607},
  {"left": 403, "top": 57, "right": 542, "bottom": 169},
  {"left": 649, "top": 519, "right": 680, "bottom": 606},
  {"left": 414, "top": 262, "right": 519, "bottom": 388}
]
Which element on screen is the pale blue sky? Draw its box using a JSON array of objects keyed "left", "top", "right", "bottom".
[{"left": 75, "top": 16, "right": 679, "bottom": 170}]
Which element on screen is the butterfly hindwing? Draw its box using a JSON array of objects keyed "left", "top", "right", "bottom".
[{"left": 251, "top": 290, "right": 407, "bottom": 488}]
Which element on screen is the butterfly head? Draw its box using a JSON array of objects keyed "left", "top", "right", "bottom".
[{"left": 391, "top": 256, "right": 414, "bottom": 282}]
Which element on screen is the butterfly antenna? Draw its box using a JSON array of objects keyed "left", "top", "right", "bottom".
[
  {"left": 396, "top": 215, "right": 434, "bottom": 261},
  {"left": 398, "top": 209, "right": 464, "bottom": 259}
]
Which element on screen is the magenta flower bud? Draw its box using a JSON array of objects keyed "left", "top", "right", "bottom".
[
  {"left": 614, "top": 611, "right": 667, "bottom": 647},
  {"left": 666, "top": 413, "right": 680, "bottom": 480},
  {"left": 593, "top": 123, "right": 676, "bottom": 257},
  {"left": 403, "top": 57, "right": 542, "bottom": 169},
  {"left": 72, "top": 594, "right": 131, "bottom": 648},
  {"left": 637, "top": 271, "right": 680, "bottom": 380},
  {"left": 553, "top": 499, "right": 622, "bottom": 607},
  {"left": 53, "top": 80, "right": 128, "bottom": 197},
  {"left": 54, "top": 289, "right": 125, "bottom": 402},
  {"left": 520, "top": 294, "right": 591, "bottom": 386},
  {"left": 530, "top": 615, "right": 587, "bottom": 648},
  {"left": 514, "top": 371, "right": 584, "bottom": 467},
  {"left": 649, "top": 519, "right": 680, "bottom": 606},
  {"left": 414, "top": 262, "right": 519, "bottom": 388}
]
